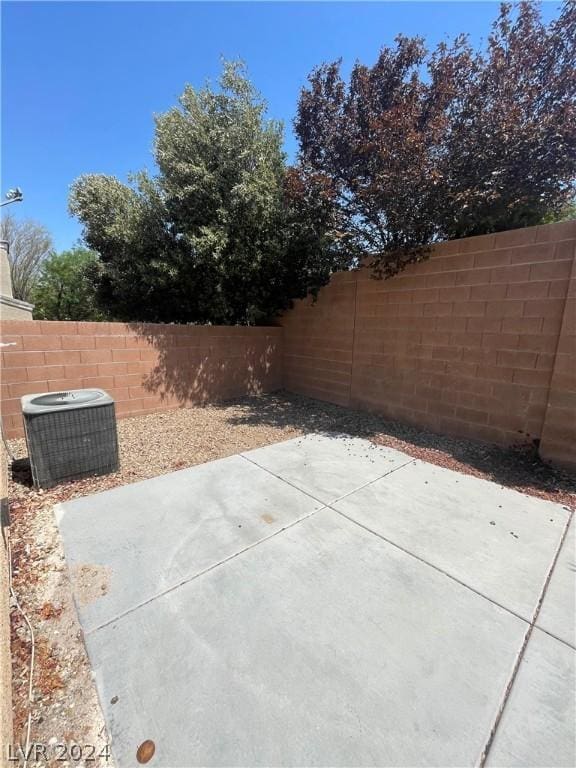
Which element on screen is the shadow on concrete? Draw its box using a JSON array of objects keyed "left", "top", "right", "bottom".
[{"left": 220, "top": 391, "right": 576, "bottom": 507}]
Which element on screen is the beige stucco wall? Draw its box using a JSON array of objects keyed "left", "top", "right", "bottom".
[
  {"left": 0, "top": 241, "right": 13, "bottom": 299},
  {"left": 0, "top": 241, "right": 34, "bottom": 321},
  {"left": 1, "top": 298, "right": 34, "bottom": 321}
]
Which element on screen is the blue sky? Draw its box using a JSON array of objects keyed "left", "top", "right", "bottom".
[{"left": 2, "top": 1, "right": 562, "bottom": 251}]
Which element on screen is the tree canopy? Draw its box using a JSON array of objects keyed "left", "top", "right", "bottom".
[
  {"left": 70, "top": 5, "right": 576, "bottom": 317},
  {"left": 32, "top": 247, "right": 105, "bottom": 321},
  {"left": 0, "top": 213, "right": 53, "bottom": 301},
  {"left": 70, "top": 62, "right": 339, "bottom": 324},
  {"left": 294, "top": 1, "right": 576, "bottom": 276}
]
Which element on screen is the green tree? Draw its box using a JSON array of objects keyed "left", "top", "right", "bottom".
[
  {"left": 69, "top": 61, "right": 339, "bottom": 324},
  {"left": 32, "top": 247, "right": 105, "bottom": 321},
  {"left": 542, "top": 200, "right": 576, "bottom": 224}
]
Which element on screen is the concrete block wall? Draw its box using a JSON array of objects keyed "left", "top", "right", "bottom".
[
  {"left": 280, "top": 221, "right": 576, "bottom": 470},
  {"left": 282, "top": 271, "right": 357, "bottom": 407},
  {"left": 0, "top": 221, "right": 574, "bottom": 469},
  {"left": 0, "top": 323, "right": 282, "bottom": 439},
  {"left": 539, "top": 248, "right": 576, "bottom": 468}
]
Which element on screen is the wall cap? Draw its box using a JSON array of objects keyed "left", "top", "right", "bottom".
[{"left": 0, "top": 294, "right": 34, "bottom": 311}]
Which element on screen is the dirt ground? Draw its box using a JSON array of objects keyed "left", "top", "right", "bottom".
[{"left": 7, "top": 391, "right": 576, "bottom": 765}]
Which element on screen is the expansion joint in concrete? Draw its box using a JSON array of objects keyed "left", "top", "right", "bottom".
[{"left": 477, "top": 510, "right": 575, "bottom": 767}]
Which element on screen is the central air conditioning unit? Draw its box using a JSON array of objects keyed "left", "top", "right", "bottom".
[{"left": 21, "top": 389, "right": 120, "bottom": 489}]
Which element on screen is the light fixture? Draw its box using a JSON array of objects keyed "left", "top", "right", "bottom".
[{"left": 1, "top": 188, "right": 24, "bottom": 206}]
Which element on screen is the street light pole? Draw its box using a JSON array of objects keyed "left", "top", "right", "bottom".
[{"left": 0, "top": 188, "right": 23, "bottom": 207}]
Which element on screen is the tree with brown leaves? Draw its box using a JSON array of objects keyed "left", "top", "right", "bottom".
[{"left": 295, "top": 1, "right": 576, "bottom": 276}]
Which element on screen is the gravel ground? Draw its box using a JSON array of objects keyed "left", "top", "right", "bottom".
[{"left": 8, "top": 391, "right": 576, "bottom": 764}]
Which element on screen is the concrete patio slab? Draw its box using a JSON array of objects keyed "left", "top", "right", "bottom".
[
  {"left": 242, "top": 433, "right": 413, "bottom": 503},
  {"left": 56, "top": 434, "right": 575, "bottom": 767},
  {"left": 55, "top": 455, "right": 321, "bottom": 632},
  {"left": 332, "top": 459, "right": 570, "bottom": 620},
  {"left": 85, "top": 508, "right": 528, "bottom": 768},
  {"left": 486, "top": 628, "right": 575, "bottom": 767},
  {"left": 536, "top": 517, "right": 576, "bottom": 647}
]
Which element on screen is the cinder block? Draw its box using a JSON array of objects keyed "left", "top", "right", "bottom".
[
  {"left": 450, "top": 332, "right": 482, "bottom": 348},
  {"left": 509, "top": 243, "right": 556, "bottom": 263},
  {"left": 439, "top": 286, "right": 471, "bottom": 303},
  {"left": 21, "top": 334, "right": 62, "bottom": 350},
  {"left": 112, "top": 348, "right": 141, "bottom": 363},
  {"left": 458, "top": 233, "right": 496, "bottom": 254},
  {"left": 2, "top": 351, "right": 45, "bottom": 368},
  {"left": 493, "top": 227, "right": 538, "bottom": 249},
  {"left": 2, "top": 320, "right": 40, "bottom": 335},
  {"left": 97, "top": 362, "right": 129, "bottom": 376},
  {"left": 470, "top": 284, "right": 508, "bottom": 301},
  {"left": 535, "top": 220, "right": 576, "bottom": 243},
  {"left": 474, "top": 250, "right": 511, "bottom": 269},
  {"left": 1, "top": 399, "right": 21, "bottom": 416},
  {"left": 467, "top": 317, "right": 502, "bottom": 333},
  {"left": 425, "top": 272, "right": 457, "bottom": 288},
  {"left": 535, "top": 353, "right": 556, "bottom": 371},
  {"left": 43, "top": 350, "right": 81, "bottom": 366},
  {"left": 47, "top": 378, "right": 83, "bottom": 392},
  {"left": 64, "top": 364, "right": 99, "bottom": 379},
  {"left": 506, "top": 281, "right": 549, "bottom": 300},
  {"left": 548, "top": 280, "right": 570, "bottom": 299},
  {"left": 513, "top": 369, "right": 553, "bottom": 387},
  {"left": 406, "top": 287, "right": 436, "bottom": 304},
  {"left": 95, "top": 336, "right": 127, "bottom": 349},
  {"left": 485, "top": 300, "right": 524, "bottom": 318},
  {"left": 61, "top": 335, "right": 96, "bottom": 350},
  {"left": 27, "top": 365, "right": 65, "bottom": 382},
  {"left": 436, "top": 317, "right": 468, "bottom": 332},
  {"left": 524, "top": 299, "right": 565, "bottom": 318},
  {"left": 482, "top": 333, "right": 521, "bottom": 350},
  {"left": 455, "top": 406, "right": 489, "bottom": 425},
  {"left": 452, "top": 302, "right": 487, "bottom": 317},
  {"left": 454, "top": 269, "right": 492, "bottom": 286},
  {"left": 39, "top": 321, "right": 78, "bottom": 334},
  {"left": 423, "top": 302, "right": 452, "bottom": 316},
  {"left": 10, "top": 381, "right": 49, "bottom": 398},
  {"left": 80, "top": 349, "right": 113, "bottom": 364},
  {"left": 82, "top": 376, "right": 115, "bottom": 390},
  {"left": 481, "top": 366, "right": 515, "bottom": 382},
  {"left": 462, "top": 348, "right": 499, "bottom": 366},
  {"left": 76, "top": 322, "right": 112, "bottom": 335},
  {"left": 2, "top": 367, "right": 27, "bottom": 384},
  {"left": 445, "top": 361, "right": 478, "bottom": 378},
  {"left": 530, "top": 260, "right": 573, "bottom": 282},
  {"left": 502, "top": 317, "right": 543, "bottom": 333},
  {"left": 555, "top": 240, "right": 576, "bottom": 261},
  {"left": 518, "top": 334, "right": 556, "bottom": 352},
  {"left": 496, "top": 350, "right": 538, "bottom": 370},
  {"left": 490, "top": 264, "right": 531, "bottom": 284},
  {"left": 432, "top": 346, "right": 462, "bottom": 361}
]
